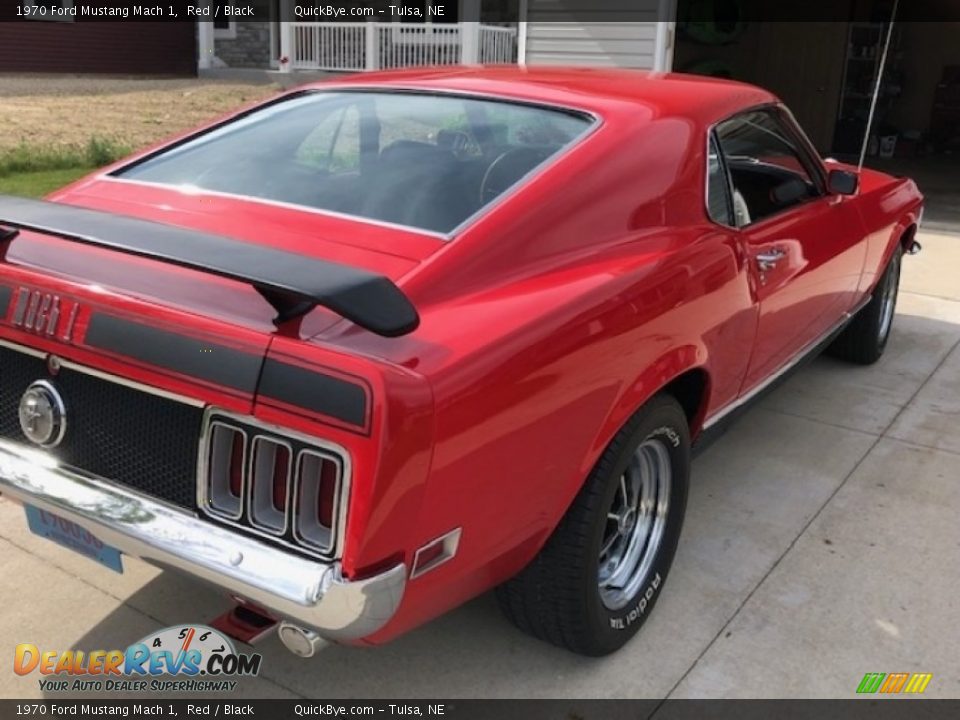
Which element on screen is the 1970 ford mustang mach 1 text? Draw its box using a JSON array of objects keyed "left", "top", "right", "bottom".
[{"left": 0, "top": 68, "right": 922, "bottom": 657}]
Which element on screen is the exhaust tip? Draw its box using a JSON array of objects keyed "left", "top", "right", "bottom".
[
  {"left": 210, "top": 601, "right": 278, "bottom": 645},
  {"left": 277, "top": 621, "right": 324, "bottom": 658}
]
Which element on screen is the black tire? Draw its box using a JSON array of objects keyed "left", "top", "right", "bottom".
[
  {"left": 828, "top": 247, "right": 903, "bottom": 365},
  {"left": 496, "top": 394, "right": 690, "bottom": 656}
]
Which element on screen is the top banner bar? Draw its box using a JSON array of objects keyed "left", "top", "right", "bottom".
[{"left": 2, "top": 0, "right": 960, "bottom": 23}]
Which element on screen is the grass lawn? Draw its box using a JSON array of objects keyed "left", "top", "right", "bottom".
[
  {"left": 0, "top": 167, "right": 94, "bottom": 198},
  {"left": 0, "top": 77, "right": 280, "bottom": 154},
  {"left": 0, "top": 76, "right": 283, "bottom": 200}
]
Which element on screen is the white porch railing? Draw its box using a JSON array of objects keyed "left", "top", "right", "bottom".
[
  {"left": 289, "top": 22, "right": 517, "bottom": 72},
  {"left": 478, "top": 25, "right": 518, "bottom": 64}
]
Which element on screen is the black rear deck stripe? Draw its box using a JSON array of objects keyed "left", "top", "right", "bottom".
[
  {"left": 85, "top": 314, "right": 263, "bottom": 393},
  {"left": 0, "top": 286, "right": 11, "bottom": 319},
  {"left": 86, "top": 314, "right": 368, "bottom": 428},
  {"left": 258, "top": 358, "right": 368, "bottom": 429}
]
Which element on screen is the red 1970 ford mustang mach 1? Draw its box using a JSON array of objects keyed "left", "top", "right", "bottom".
[{"left": 0, "top": 68, "right": 922, "bottom": 657}]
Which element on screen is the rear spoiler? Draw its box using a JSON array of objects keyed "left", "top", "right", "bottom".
[{"left": 0, "top": 195, "right": 419, "bottom": 337}]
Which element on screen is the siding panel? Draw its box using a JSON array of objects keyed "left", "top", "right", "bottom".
[{"left": 525, "top": 2, "right": 662, "bottom": 69}]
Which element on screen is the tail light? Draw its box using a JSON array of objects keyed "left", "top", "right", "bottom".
[
  {"left": 293, "top": 450, "right": 343, "bottom": 553},
  {"left": 199, "top": 411, "right": 347, "bottom": 559},
  {"left": 205, "top": 423, "right": 247, "bottom": 520},
  {"left": 248, "top": 437, "right": 292, "bottom": 535}
]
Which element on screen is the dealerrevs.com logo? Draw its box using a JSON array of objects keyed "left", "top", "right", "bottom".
[{"left": 14, "top": 625, "right": 263, "bottom": 693}]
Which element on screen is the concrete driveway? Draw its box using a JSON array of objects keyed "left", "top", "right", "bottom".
[{"left": 1, "top": 231, "right": 957, "bottom": 700}]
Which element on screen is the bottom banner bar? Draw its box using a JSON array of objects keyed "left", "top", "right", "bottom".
[{"left": 2, "top": 700, "right": 960, "bottom": 720}]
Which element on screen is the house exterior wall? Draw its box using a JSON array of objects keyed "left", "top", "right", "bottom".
[
  {"left": 525, "top": 1, "right": 661, "bottom": 69},
  {"left": 215, "top": 22, "right": 273, "bottom": 68},
  {"left": 0, "top": 21, "right": 196, "bottom": 75}
]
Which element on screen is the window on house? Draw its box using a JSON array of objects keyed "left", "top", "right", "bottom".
[
  {"left": 21, "top": 0, "right": 74, "bottom": 21},
  {"left": 214, "top": 1, "right": 236, "bottom": 38}
]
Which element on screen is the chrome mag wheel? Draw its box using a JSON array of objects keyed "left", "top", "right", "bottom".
[
  {"left": 498, "top": 394, "right": 690, "bottom": 655},
  {"left": 598, "top": 438, "right": 672, "bottom": 611},
  {"left": 878, "top": 251, "right": 901, "bottom": 343}
]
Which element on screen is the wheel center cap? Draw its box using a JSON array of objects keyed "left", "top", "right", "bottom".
[{"left": 619, "top": 508, "right": 636, "bottom": 535}]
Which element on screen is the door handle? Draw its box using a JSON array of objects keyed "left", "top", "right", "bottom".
[{"left": 756, "top": 248, "right": 787, "bottom": 272}]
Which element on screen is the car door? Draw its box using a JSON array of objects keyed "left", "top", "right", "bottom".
[{"left": 714, "top": 107, "right": 867, "bottom": 390}]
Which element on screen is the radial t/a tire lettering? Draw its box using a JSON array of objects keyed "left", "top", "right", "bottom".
[{"left": 496, "top": 393, "right": 690, "bottom": 656}]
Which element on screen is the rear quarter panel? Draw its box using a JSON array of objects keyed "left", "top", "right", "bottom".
[
  {"left": 852, "top": 167, "right": 924, "bottom": 292},
  {"left": 343, "top": 108, "right": 758, "bottom": 642}
]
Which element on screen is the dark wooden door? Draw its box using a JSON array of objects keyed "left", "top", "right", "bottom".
[{"left": 752, "top": 22, "right": 850, "bottom": 154}]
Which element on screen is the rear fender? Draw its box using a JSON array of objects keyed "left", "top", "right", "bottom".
[
  {"left": 856, "top": 175, "right": 923, "bottom": 293},
  {"left": 252, "top": 336, "right": 435, "bottom": 580},
  {"left": 584, "top": 346, "right": 709, "bottom": 481}
]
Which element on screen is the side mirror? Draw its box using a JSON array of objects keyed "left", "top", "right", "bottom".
[{"left": 828, "top": 169, "right": 859, "bottom": 196}]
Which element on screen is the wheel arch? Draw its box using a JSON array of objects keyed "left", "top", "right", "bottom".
[
  {"left": 662, "top": 367, "right": 711, "bottom": 437},
  {"left": 869, "top": 220, "right": 917, "bottom": 296},
  {"left": 899, "top": 223, "right": 919, "bottom": 252},
  {"left": 885, "top": 190, "right": 923, "bottom": 263},
  {"left": 581, "top": 349, "right": 712, "bottom": 488}
]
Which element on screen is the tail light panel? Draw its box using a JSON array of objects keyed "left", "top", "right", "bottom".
[
  {"left": 248, "top": 436, "right": 292, "bottom": 535},
  {"left": 198, "top": 409, "right": 348, "bottom": 560}
]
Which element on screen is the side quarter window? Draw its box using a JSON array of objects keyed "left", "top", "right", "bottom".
[
  {"left": 706, "top": 133, "right": 735, "bottom": 227},
  {"left": 715, "top": 109, "right": 823, "bottom": 227}
]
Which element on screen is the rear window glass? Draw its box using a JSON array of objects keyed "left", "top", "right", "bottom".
[{"left": 115, "top": 92, "right": 593, "bottom": 235}]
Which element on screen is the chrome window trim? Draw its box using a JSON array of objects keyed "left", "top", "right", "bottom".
[
  {"left": 199, "top": 421, "right": 248, "bottom": 523},
  {"left": 291, "top": 447, "right": 346, "bottom": 556},
  {"left": 776, "top": 104, "right": 830, "bottom": 193},
  {"left": 95, "top": 175, "right": 452, "bottom": 241},
  {"left": 246, "top": 435, "right": 293, "bottom": 537},
  {"left": 704, "top": 129, "right": 737, "bottom": 230},
  {"left": 0, "top": 339, "right": 205, "bottom": 408},
  {"left": 709, "top": 103, "right": 829, "bottom": 231},
  {"left": 103, "top": 87, "right": 603, "bottom": 242},
  {"left": 197, "top": 407, "right": 352, "bottom": 562},
  {"left": 702, "top": 293, "right": 872, "bottom": 430}
]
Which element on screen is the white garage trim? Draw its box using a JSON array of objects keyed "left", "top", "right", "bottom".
[{"left": 653, "top": 0, "right": 678, "bottom": 71}]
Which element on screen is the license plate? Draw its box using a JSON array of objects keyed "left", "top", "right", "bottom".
[{"left": 25, "top": 505, "right": 123, "bottom": 573}]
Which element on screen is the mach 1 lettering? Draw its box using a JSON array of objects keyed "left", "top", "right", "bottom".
[{"left": 11, "top": 287, "right": 80, "bottom": 342}]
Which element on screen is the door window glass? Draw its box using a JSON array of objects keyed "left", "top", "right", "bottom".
[{"left": 715, "top": 110, "right": 822, "bottom": 226}]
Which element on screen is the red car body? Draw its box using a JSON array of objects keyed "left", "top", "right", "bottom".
[{"left": 0, "top": 68, "right": 923, "bottom": 649}]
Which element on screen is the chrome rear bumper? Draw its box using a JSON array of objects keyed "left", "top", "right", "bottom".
[{"left": 0, "top": 439, "right": 405, "bottom": 642}]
